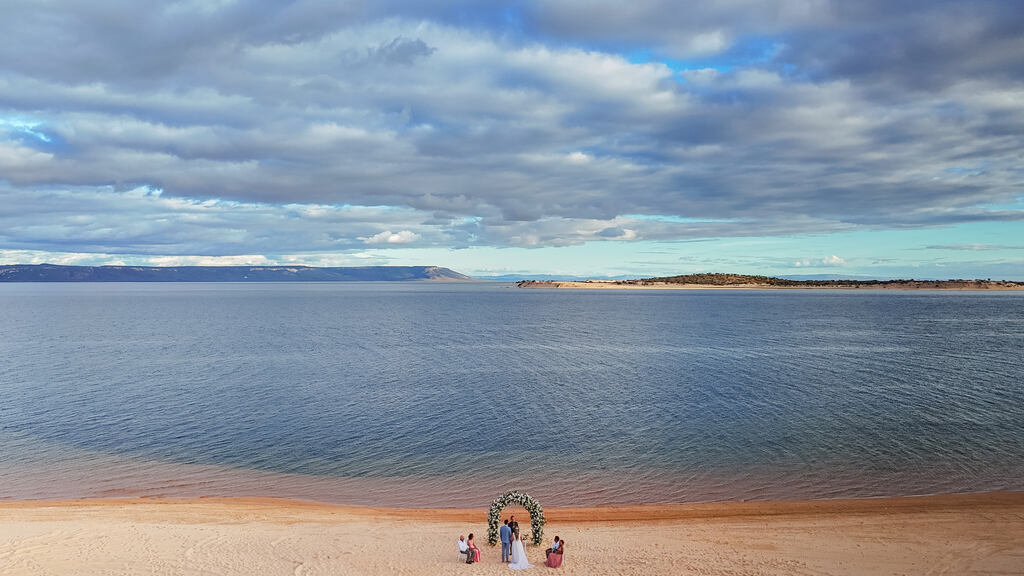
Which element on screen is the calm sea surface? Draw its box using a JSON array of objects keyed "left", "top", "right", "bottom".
[{"left": 1, "top": 283, "right": 1022, "bottom": 507}]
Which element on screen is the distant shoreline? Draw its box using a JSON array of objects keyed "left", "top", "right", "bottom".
[
  {"left": 0, "top": 264, "right": 473, "bottom": 282},
  {"left": 518, "top": 279, "right": 1024, "bottom": 291}
]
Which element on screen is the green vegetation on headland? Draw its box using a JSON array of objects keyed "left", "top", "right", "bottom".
[
  {"left": 631, "top": 273, "right": 1023, "bottom": 288},
  {"left": 517, "top": 273, "right": 1024, "bottom": 289},
  {"left": 0, "top": 264, "right": 472, "bottom": 282}
]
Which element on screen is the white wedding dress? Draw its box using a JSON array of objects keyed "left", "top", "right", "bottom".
[{"left": 508, "top": 537, "right": 533, "bottom": 570}]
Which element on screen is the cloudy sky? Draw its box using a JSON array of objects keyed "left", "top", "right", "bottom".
[{"left": 1, "top": 0, "right": 1022, "bottom": 279}]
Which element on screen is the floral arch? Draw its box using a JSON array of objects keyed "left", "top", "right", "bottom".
[{"left": 487, "top": 490, "right": 545, "bottom": 546}]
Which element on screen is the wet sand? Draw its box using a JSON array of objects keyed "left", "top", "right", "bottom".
[{"left": 2, "top": 492, "right": 1023, "bottom": 575}]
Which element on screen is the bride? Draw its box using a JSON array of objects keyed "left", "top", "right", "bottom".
[{"left": 508, "top": 531, "right": 533, "bottom": 570}]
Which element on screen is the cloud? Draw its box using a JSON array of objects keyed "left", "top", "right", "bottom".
[
  {"left": 144, "top": 254, "right": 275, "bottom": 266},
  {"left": 794, "top": 255, "right": 846, "bottom": 267},
  {"left": 370, "top": 36, "right": 437, "bottom": 65},
  {"left": 0, "top": 248, "right": 391, "bottom": 267},
  {"left": 0, "top": 184, "right": 440, "bottom": 255},
  {"left": 926, "top": 244, "right": 1024, "bottom": 251},
  {"left": 0, "top": 0, "right": 1021, "bottom": 260},
  {"left": 779, "top": 1, "right": 1024, "bottom": 92},
  {"left": 522, "top": 0, "right": 829, "bottom": 58},
  {"left": 361, "top": 230, "right": 420, "bottom": 244},
  {"left": 822, "top": 255, "right": 846, "bottom": 266},
  {"left": 597, "top": 226, "right": 625, "bottom": 238}
]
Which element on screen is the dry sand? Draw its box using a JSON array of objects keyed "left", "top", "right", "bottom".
[{"left": 2, "top": 492, "right": 1023, "bottom": 575}]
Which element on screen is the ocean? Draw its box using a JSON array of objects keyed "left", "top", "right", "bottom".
[{"left": 2, "top": 282, "right": 1022, "bottom": 507}]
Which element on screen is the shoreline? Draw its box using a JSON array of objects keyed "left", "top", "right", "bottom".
[
  {"left": 517, "top": 280, "right": 1024, "bottom": 290},
  {"left": 3, "top": 492, "right": 1022, "bottom": 574},
  {"left": 3, "top": 490, "right": 1023, "bottom": 520}
]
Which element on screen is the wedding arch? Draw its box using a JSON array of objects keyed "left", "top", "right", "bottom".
[{"left": 487, "top": 490, "right": 545, "bottom": 546}]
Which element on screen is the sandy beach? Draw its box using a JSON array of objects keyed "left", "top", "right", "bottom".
[{"left": 2, "top": 492, "right": 1022, "bottom": 575}]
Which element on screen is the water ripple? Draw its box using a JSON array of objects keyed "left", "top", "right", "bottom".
[{"left": 1, "top": 283, "right": 1022, "bottom": 506}]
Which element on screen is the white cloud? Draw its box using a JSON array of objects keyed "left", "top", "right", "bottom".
[
  {"left": 822, "top": 254, "right": 846, "bottom": 266},
  {"left": 0, "top": 249, "right": 397, "bottom": 267},
  {"left": 145, "top": 254, "right": 274, "bottom": 266},
  {"left": 361, "top": 230, "right": 420, "bottom": 245},
  {"left": 0, "top": 184, "right": 439, "bottom": 255},
  {"left": 566, "top": 151, "right": 591, "bottom": 164},
  {"left": 794, "top": 255, "right": 846, "bottom": 268}
]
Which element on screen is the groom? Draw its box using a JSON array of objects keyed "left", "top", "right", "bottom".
[{"left": 500, "top": 519, "right": 512, "bottom": 563}]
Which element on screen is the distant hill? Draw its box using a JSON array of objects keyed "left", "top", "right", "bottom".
[
  {"left": 779, "top": 274, "right": 894, "bottom": 281},
  {"left": 517, "top": 272, "right": 1024, "bottom": 290},
  {"left": 0, "top": 264, "right": 473, "bottom": 282},
  {"left": 630, "top": 273, "right": 1022, "bottom": 288}
]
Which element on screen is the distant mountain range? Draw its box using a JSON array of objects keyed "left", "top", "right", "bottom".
[{"left": 0, "top": 264, "right": 473, "bottom": 282}]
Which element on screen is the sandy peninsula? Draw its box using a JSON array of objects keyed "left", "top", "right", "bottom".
[
  {"left": 2, "top": 492, "right": 1022, "bottom": 575},
  {"left": 517, "top": 278, "right": 1024, "bottom": 290},
  {"left": 519, "top": 280, "right": 772, "bottom": 290}
]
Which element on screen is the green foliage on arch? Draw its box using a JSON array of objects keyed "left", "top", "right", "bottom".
[{"left": 487, "top": 490, "right": 545, "bottom": 546}]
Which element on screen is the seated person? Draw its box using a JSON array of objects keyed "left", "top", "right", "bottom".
[
  {"left": 545, "top": 536, "right": 562, "bottom": 557},
  {"left": 545, "top": 538, "right": 565, "bottom": 568},
  {"left": 457, "top": 535, "right": 474, "bottom": 563},
  {"left": 467, "top": 533, "right": 482, "bottom": 563}
]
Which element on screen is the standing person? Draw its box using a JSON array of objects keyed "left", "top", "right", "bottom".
[
  {"left": 508, "top": 531, "right": 533, "bottom": 570},
  {"left": 500, "top": 519, "right": 513, "bottom": 563},
  {"left": 508, "top": 515, "right": 520, "bottom": 539}
]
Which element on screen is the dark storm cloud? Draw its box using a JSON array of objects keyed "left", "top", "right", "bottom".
[{"left": 0, "top": 0, "right": 1021, "bottom": 256}]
